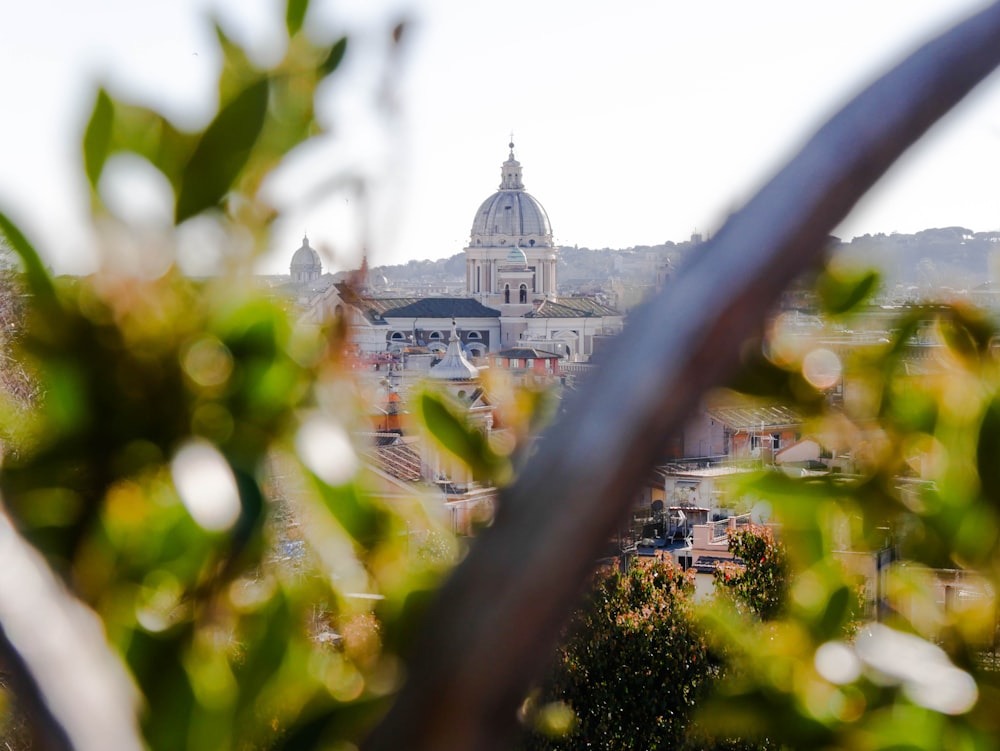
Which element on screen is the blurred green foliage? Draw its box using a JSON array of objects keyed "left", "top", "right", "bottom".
[
  {"left": 0, "top": 3, "right": 454, "bottom": 749},
  {"left": 694, "top": 277, "right": 1000, "bottom": 750},
  {"left": 1, "top": 1, "right": 1000, "bottom": 750}
]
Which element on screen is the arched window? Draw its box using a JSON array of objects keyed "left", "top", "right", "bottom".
[
  {"left": 428, "top": 331, "right": 442, "bottom": 340},
  {"left": 390, "top": 331, "right": 406, "bottom": 340},
  {"left": 467, "top": 331, "right": 481, "bottom": 340},
  {"left": 504, "top": 284, "right": 510, "bottom": 304},
  {"left": 519, "top": 284, "right": 527, "bottom": 303},
  {"left": 529, "top": 239, "right": 535, "bottom": 247}
]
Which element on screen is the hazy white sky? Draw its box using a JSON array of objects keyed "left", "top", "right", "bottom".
[{"left": 1, "top": 0, "right": 999, "bottom": 275}]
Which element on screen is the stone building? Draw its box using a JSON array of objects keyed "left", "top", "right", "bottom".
[{"left": 297, "top": 141, "right": 623, "bottom": 362}]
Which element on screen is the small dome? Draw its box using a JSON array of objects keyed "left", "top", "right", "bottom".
[
  {"left": 505, "top": 246, "right": 528, "bottom": 265},
  {"left": 291, "top": 235, "right": 322, "bottom": 276},
  {"left": 428, "top": 322, "right": 479, "bottom": 381}
]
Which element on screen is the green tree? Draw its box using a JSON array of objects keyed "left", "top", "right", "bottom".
[
  {"left": 714, "top": 525, "right": 789, "bottom": 621},
  {"left": 517, "top": 560, "right": 721, "bottom": 751}
]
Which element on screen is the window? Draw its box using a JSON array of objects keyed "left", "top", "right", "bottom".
[
  {"left": 510, "top": 359, "right": 520, "bottom": 368},
  {"left": 390, "top": 332, "right": 406, "bottom": 340},
  {"left": 428, "top": 331, "right": 442, "bottom": 340},
  {"left": 526, "top": 358, "right": 534, "bottom": 368},
  {"left": 467, "top": 331, "right": 481, "bottom": 340},
  {"left": 519, "top": 284, "right": 527, "bottom": 303},
  {"left": 504, "top": 284, "right": 510, "bottom": 304}
]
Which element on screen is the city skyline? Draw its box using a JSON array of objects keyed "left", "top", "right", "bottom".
[{"left": 2, "top": 0, "right": 1000, "bottom": 276}]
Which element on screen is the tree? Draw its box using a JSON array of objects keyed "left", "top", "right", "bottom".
[
  {"left": 516, "top": 560, "right": 720, "bottom": 751},
  {"left": 515, "top": 533, "right": 791, "bottom": 751},
  {"left": 714, "top": 525, "right": 789, "bottom": 622}
]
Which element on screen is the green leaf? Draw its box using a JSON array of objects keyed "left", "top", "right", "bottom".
[
  {"left": 230, "top": 464, "right": 266, "bottom": 556},
  {"left": 234, "top": 591, "right": 292, "bottom": 716},
  {"left": 214, "top": 23, "right": 260, "bottom": 103},
  {"left": 110, "top": 104, "right": 193, "bottom": 193},
  {"left": 816, "top": 267, "right": 879, "bottom": 315},
  {"left": 0, "top": 212, "right": 56, "bottom": 303},
  {"left": 938, "top": 304, "right": 996, "bottom": 363},
  {"left": 320, "top": 37, "right": 348, "bottom": 78},
  {"left": 977, "top": 396, "right": 1000, "bottom": 504},
  {"left": 815, "top": 584, "right": 852, "bottom": 640},
  {"left": 83, "top": 88, "right": 114, "bottom": 189},
  {"left": 175, "top": 77, "right": 270, "bottom": 223},
  {"left": 317, "top": 481, "right": 383, "bottom": 546},
  {"left": 420, "top": 391, "right": 510, "bottom": 484},
  {"left": 127, "top": 626, "right": 197, "bottom": 750},
  {"left": 286, "top": 0, "right": 309, "bottom": 37}
]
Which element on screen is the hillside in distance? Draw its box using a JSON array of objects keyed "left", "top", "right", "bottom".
[{"left": 370, "top": 227, "right": 1000, "bottom": 295}]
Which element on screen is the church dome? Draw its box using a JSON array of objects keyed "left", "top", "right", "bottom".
[
  {"left": 290, "top": 235, "right": 322, "bottom": 282},
  {"left": 469, "top": 143, "right": 553, "bottom": 248}
]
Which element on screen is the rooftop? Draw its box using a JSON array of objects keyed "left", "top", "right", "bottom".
[{"left": 523, "top": 297, "right": 621, "bottom": 319}]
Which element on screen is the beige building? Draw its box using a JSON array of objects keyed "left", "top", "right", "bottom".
[{"left": 294, "top": 141, "right": 623, "bottom": 363}]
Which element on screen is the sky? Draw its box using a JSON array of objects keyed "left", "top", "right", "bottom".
[{"left": 1, "top": 0, "right": 1000, "bottom": 276}]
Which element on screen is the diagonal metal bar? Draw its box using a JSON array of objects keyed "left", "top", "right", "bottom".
[{"left": 363, "top": 3, "right": 1000, "bottom": 750}]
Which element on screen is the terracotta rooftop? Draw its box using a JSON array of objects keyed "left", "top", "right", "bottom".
[
  {"left": 362, "top": 441, "right": 422, "bottom": 483},
  {"left": 706, "top": 403, "right": 802, "bottom": 430}
]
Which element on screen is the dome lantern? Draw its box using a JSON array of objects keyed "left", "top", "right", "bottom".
[{"left": 499, "top": 141, "right": 524, "bottom": 191}]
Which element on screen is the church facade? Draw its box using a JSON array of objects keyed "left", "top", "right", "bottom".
[{"left": 297, "top": 142, "right": 623, "bottom": 362}]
